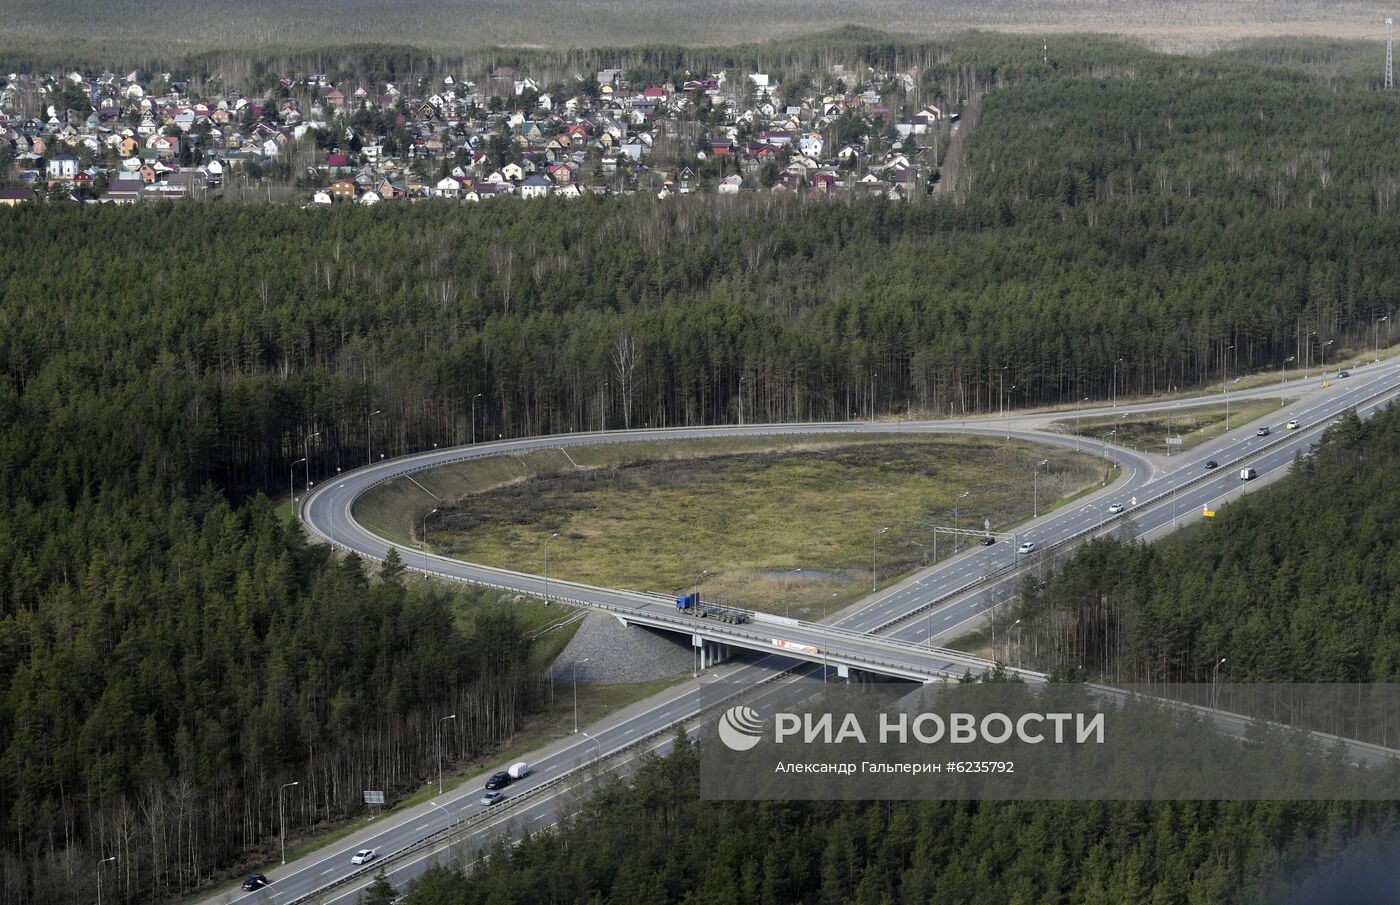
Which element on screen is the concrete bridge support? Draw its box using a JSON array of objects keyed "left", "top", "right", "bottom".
[{"left": 692, "top": 635, "right": 733, "bottom": 671}]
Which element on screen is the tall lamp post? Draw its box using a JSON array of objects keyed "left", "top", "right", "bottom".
[
  {"left": 1305, "top": 330, "right": 1317, "bottom": 379},
  {"left": 302, "top": 430, "right": 320, "bottom": 502},
  {"left": 597, "top": 383, "right": 607, "bottom": 432},
  {"left": 1321, "top": 339, "right": 1334, "bottom": 374},
  {"left": 279, "top": 781, "right": 299, "bottom": 865},
  {"left": 367, "top": 409, "right": 382, "bottom": 466},
  {"left": 1211, "top": 657, "right": 1227, "bottom": 709},
  {"left": 1101, "top": 429, "right": 1117, "bottom": 485},
  {"left": 96, "top": 856, "right": 117, "bottom": 905},
  {"left": 952, "top": 490, "right": 970, "bottom": 552},
  {"left": 290, "top": 457, "right": 306, "bottom": 506},
  {"left": 544, "top": 532, "right": 560, "bottom": 601},
  {"left": 824, "top": 592, "right": 838, "bottom": 681},
  {"left": 1280, "top": 356, "right": 1294, "bottom": 405},
  {"left": 1221, "top": 344, "right": 1234, "bottom": 432},
  {"left": 1004, "top": 384, "right": 1017, "bottom": 439},
  {"left": 1032, "top": 459, "right": 1049, "bottom": 518},
  {"left": 471, "top": 393, "right": 482, "bottom": 445},
  {"left": 573, "top": 658, "right": 591, "bottom": 733},
  {"left": 1376, "top": 316, "right": 1390, "bottom": 363},
  {"left": 871, "top": 527, "right": 888, "bottom": 592},
  {"left": 738, "top": 376, "right": 746, "bottom": 426},
  {"left": 421, "top": 508, "right": 439, "bottom": 575},
  {"left": 437, "top": 713, "right": 457, "bottom": 794},
  {"left": 1111, "top": 356, "right": 1124, "bottom": 407}
]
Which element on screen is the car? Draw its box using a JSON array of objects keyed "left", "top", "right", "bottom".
[
  {"left": 979, "top": 535, "right": 995, "bottom": 546},
  {"left": 484, "top": 771, "right": 512, "bottom": 791},
  {"left": 350, "top": 849, "right": 376, "bottom": 865},
  {"left": 481, "top": 790, "right": 506, "bottom": 806},
  {"left": 1256, "top": 426, "right": 1270, "bottom": 437},
  {"left": 1107, "top": 502, "right": 1125, "bottom": 514},
  {"left": 242, "top": 875, "right": 268, "bottom": 891},
  {"left": 1338, "top": 370, "right": 1350, "bottom": 378},
  {"left": 1204, "top": 460, "right": 1218, "bottom": 470},
  {"left": 1017, "top": 541, "right": 1036, "bottom": 555},
  {"left": 1286, "top": 419, "right": 1300, "bottom": 430}
]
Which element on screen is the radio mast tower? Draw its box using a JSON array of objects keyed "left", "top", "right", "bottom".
[{"left": 1387, "top": 18, "right": 1394, "bottom": 89}]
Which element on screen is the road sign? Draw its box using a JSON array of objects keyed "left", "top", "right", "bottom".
[
  {"left": 1202, "top": 505, "right": 1216, "bottom": 518},
  {"left": 1165, "top": 437, "right": 1184, "bottom": 446},
  {"left": 363, "top": 790, "right": 385, "bottom": 805}
]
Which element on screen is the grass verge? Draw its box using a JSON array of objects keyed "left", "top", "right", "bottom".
[{"left": 1053, "top": 397, "right": 1287, "bottom": 452}]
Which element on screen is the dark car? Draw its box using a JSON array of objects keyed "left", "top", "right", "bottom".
[
  {"left": 1256, "top": 426, "right": 1270, "bottom": 437},
  {"left": 1204, "top": 460, "right": 1218, "bottom": 470},
  {"left": 484, "top": 771, "right": 512, "bottom": 791},
  {"left": 242, "top": 875, "right": 268, "bottom": 891},
  {"left": 979, "top": 536, "right": 995, "bottom": 546},
  {"left": 1338, "top": 370, "right": 1350, "bottom": 378}
]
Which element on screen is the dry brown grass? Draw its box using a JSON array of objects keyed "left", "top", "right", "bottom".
[{"left": 4, "top": 0, "right": 1390, "bottom": 65}]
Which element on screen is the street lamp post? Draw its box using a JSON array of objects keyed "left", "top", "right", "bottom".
[
  {"left": 573, "top": 658, "right": 591, "bottom": 733},
  {"left": 999, "top": 366, "right": 1008, "bottom": 435},
  {"left": 1377, "top": 317, "right": 1390, "bottom": 363},
  {"left": 1305, "top": 330, "right": 1317, "bottom": 379},
  {"left": 871, "top": 527, "right": 888, "bottom": 591},
  {"left": 471, "top": 393, "right": 482, "bottom": 445},
  {"left": 437, "top": 713, "right": 457, "bottom": 795},
  {"left": 1111, "top": 356, "right": 1124, "bottom": 407},
  {"left": 367, "top": 409, "right": 382, "bottom": 466},
  {"left": 279, "top": 781, "right": 299, "bottom": 865},
  {"left": 581, "top": 729, "right": 602, "bottom": 763},
  {"left": 1222, "top": 344, "right": 1233, "bottom": 432},
  {"left": 1321, "top": 339, "right": 1334, "bottom": 374},
  {"left": 1074, "top": 396, "right": 1089, "bottom": 435},
  {"left": 421, "top": 507, "right": 439, "bottom": 579},
  {"left": 738, "top": 376, "right": 746, "bottom": 427},
  {"left": 304, "top": 431, "right": 321, "bottom": 499},
  {"left": 783, "top": 568, "right": 802, "bottom": 617},
  {"left": 1280, "top": 356, "right": 1294, "bottom": 405},
  {"left": 1211, "top": 657, "right": 1227, "bottom": 709},
  {"left": 824, "top": 592, "right": 837, "bottom": 681},
  {"left": 290, "top": 457, "right": 306, "bottom": 506},
  {"left": 544, "top": 532, "right": 560, "bottom": 601},
  {"left": 1005, "top": 384, "right": 1017, "bottom": 439},
  {"left": 869, "top": 371, "right": 878, "bottom": 422},
  {"left": 952, "top": 490, "right": 970, "bottom": 552},
  {"left": 96, "top": 856, "right": 116, "bottom": 905},
  {"left": 1101, "top": 430, "right": 1116, "bottom": 485},
  {"left": 1033, "top": 459, "right": 1049, "bottom": 518}
]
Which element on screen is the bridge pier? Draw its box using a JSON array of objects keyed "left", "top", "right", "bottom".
[{"left": 692, "top": 635, "right": 733, "bottom": 671}]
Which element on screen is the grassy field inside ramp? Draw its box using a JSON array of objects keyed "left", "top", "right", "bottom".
[
  {"left": 393, "top": 435, "right": 1105, "bottom": 620},
  {"left": 1054, "top": 397, "right": 1288, "bottom": 453}
]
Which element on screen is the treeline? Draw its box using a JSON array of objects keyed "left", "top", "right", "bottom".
[
  {"left": 396, "top": 737, "right": 1400, "bottom": 905},
  {"left": 0, "top": 487, "right": 547, "bottom": 905},
  {"left": 1, "top": 195, "right": 1396, "bottom": 504},
  {"left": 1009, "top": 404, "right": 1400, "bottom": 684}
]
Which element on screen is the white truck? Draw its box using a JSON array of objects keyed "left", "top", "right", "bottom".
[
  {"left": 1239, "top": 467, "right": 1257, "bottom": 481},
  {"left": 508, "top": 762, "right": 530, "bottom": 780}
]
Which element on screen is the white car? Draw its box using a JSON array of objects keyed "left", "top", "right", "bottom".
[
  {"left": 1286, "top": 419, "right": 1300, "bottom": 430},
  {"left": 350, "top": 848, "right": 376, "bottom": 865},
  {"left": 1017, "top": 541, "right": 1036, "bottom": 555},
  {"left": 481, "top": 791, "right": 506, "bottom": 806},
  {"left": 1107, "top": 503, "right": 1125, "bottom": 514}
]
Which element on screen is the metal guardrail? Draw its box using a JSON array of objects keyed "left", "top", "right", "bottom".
[
  {"left": 865, "top": 382, "right": 1398, "bottom": 638},
  {"left": 290, "top": 656, "right": 802, "bottom": 905}
]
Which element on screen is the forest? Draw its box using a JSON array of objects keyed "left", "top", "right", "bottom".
[
  {"left": 5, "top": 34, "right": 1400, "bottom": 904},
  {"left": 1010, "top": 403, "right": 1400, "bottom": 686},
  {"left": 394, "top": 736, "right": 1400, "bottom": 905}
]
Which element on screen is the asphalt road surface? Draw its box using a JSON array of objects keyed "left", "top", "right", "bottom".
[{"left": 201, "top": 359, "right": 1400, "bottom": 904}]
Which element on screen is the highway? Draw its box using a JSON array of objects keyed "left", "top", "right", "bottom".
[{"left": 215, "top": 357, "right": 1400, "bottom": 904}]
